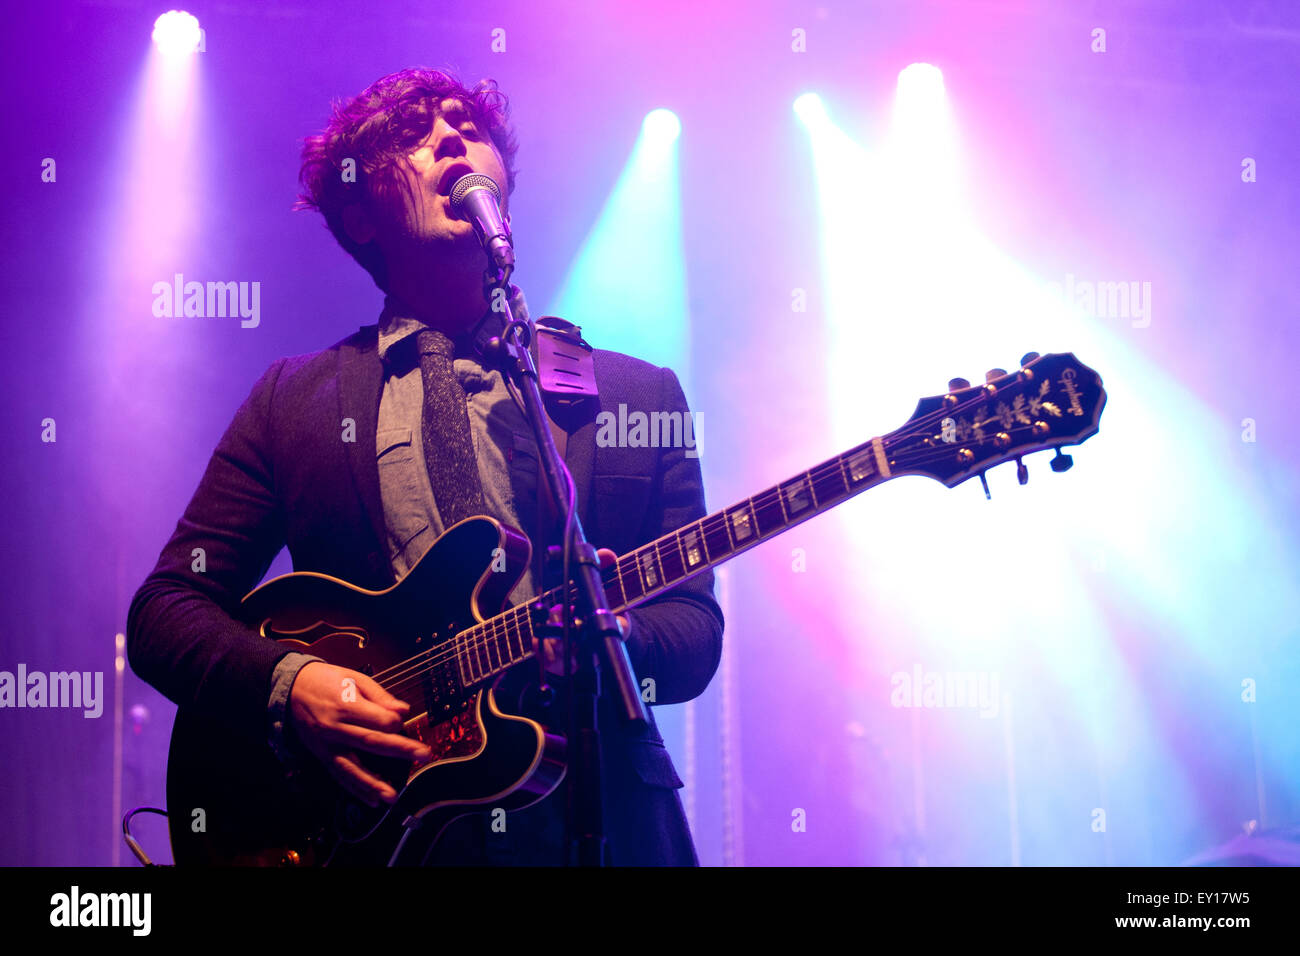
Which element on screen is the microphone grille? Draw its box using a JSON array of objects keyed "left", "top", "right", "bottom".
[{"left": 449, "top": 173, "right": 501, "bottom": 211}]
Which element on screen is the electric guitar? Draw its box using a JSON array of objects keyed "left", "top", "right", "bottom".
[{"left": 166, "top": 351, "right": 1106, "bottom": 865}]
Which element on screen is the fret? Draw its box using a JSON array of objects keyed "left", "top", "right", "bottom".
[
  {"left": 458, "top": 632, "right": 476, "bottom": 685},
  {"left": 506, "top": 609, "right": 523, "bottom": 662},
  {"left": 837, "top": 451, "right": 853, "bottom": 488},
  {"left": 751, "top": 488, "right": 786, "bottom": 537},
  {"left": 658, "top": 532, "right": 686, "bottom": 586},
  {"left": 496, "top": 616, "right": 510, "bottom": 669},
  {"left": 514, "top": 608, "right": 530, "bottom": 660},
  {"left": 813, "top": 456, "right": 850, "bottom": 505},
  {"left": 702, "top": 515, "right": 731, "bottom": 560},
  {"left": 460, "top": 630, "right": 475, "bottom": 684},
  {"left": 636, "top": 546, "right": 663, "bottom": 593},
  {"left": 502, "top": 615, "right": 517, "bottom": 666},
  {"left": 725, "top": 501, "right": 757, "bottom": 547},
  {"left": 781, "top": 473, "right": 816, "bottom": 517},
  {"left": 494, "top": 614, "right": 508, "bottom": 666},
  {"left": 495, "top": 616, "right": 512, "bottom": 667},
  {"left": 475, "top": 630, "right": 491, "bottom": 681},
  {"left": 480, "top": 621, "right": 493, "bottom": 671},
  {"left": 845, "top": 446, "right": 876, "bottom": 485},
  {"left": 619, "top": 556, "right": 645, "bottom": 603},
  {"left": 510, "top": 609, "right": 529, "bottom": 663},
  {"left": 604, "top": 562, "right": 628, "bottom": 610},
  {"left": 773, "top": 481, "right": 790, "bottom": 522},
  {"left": 681, "top": 522, "right": 707, "bottom": 571}
]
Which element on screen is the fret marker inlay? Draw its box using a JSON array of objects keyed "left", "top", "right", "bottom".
[
  {"left": 639, "top": 551, "right": 659, "bottom": 588},
  {"left": 785, "top": 478, "right": 811, "bottom": 514},
  {"left": 848, "top": 450, "right": 874, "bottom": 483},
  {"left": 683, "top": 530, "right": 703, "bottom": 566}
]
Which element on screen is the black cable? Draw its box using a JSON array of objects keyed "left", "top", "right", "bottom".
[{"left": 121, "top": 806, "right": 170, "bottom": 867}]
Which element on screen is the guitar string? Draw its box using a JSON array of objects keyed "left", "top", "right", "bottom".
[
  {"left": 367, "top": 403, "right": 1079, "bottom": 696},
  {"left": 370, "top": 408, "right": 1076, "bottom": 699},
  {"left": 366, "top": 382, "right": 1084, "bottom": 693},
  {"left": 369, "top": 421, "right": 1066, "bottom": 697},
  {"left": 367, "top": 438, "right": 867, "bottom": 690}
]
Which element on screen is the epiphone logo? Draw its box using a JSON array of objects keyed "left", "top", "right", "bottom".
[{"left": 1060, "top": 368, "right": 1085, "bottom": 417}]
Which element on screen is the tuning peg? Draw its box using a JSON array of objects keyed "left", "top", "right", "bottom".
[
  {"left": 985, "top": 368, "right": 1007, "bottom": 384},
  {"left": 978, "top": 471, "right": 991, "bottom": 499},
  {"left": 1020, "top": 351, "right": 1040, "bottom": 367},
  {"left": 1049, "top": 449, "right": 1073, "bottom": 473},
  {"left": 948, "top": 377, "right": 970, "bottom": 392},
  {"left": 1015, "top": 456, "right": 1028, "bottom": 485}
]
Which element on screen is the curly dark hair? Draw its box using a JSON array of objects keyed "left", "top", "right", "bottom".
[{"left": 296, "top": 67, "right": 519, "bottom": 291}]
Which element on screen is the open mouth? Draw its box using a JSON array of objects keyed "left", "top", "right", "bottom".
[{"left": 437, "top": 162, "right": 476, "bottom": 196}]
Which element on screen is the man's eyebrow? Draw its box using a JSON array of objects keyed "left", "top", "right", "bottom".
[{"left": 438, "top": 99, "right": 471, "bottom": 119}]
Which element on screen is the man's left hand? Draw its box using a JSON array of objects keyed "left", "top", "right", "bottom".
[{"left": 535, "top": 547, "right": 629, "bottom": 676}]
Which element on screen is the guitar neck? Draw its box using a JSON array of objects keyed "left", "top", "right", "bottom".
[
  {"left": 601, "top": 436, "right": 895, "bottom": 612},
  {"left": 450, "top": 351, "right": 1105, "bottom": 690},
  {"left": 453, "top": 436, "right": 896, "bottom": 689}
]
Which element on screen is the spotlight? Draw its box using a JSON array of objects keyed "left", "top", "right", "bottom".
[
  {"left": 897, "top": 63, "right": 945, "bottom": 97},
  {"left": 642, "top": 109, "right": 681, "bottom": 142},
  {"left": 793, "top": 93, "right": 827, "bottom": 128},
  {"left": 152, "top": 10, "right": 201, "bottom": 56}
]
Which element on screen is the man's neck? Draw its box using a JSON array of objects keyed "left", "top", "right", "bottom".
[{"left": 384, "top": 253, "right": 487, "bottom": 337}]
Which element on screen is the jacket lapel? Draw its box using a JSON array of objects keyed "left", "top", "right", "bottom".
[
  {"left": 564, "top": 415, "right": 597, "bottom": 532},
  {"left": 337, "top": 327, "right": 389, "bottom": 578}
]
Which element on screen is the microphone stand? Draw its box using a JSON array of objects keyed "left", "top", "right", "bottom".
[{"left": 478, "top": 260, "right": 648, "bottom": 867}]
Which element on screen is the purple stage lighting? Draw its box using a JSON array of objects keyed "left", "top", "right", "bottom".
[{"left": 151, "top": 10, "right": 201, "bottom": 56}]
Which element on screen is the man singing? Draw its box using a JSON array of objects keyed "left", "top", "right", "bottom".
[{"left": 127, "top": 67, "right": 722, "bottom": 865}]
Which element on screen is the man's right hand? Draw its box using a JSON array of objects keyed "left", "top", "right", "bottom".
[{"left": 287, "top": 661, "right": 433, "bottom": 808}]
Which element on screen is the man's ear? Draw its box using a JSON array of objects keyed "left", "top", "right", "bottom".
[{"left": 341, "top": 202, "right": 376, "bottom": 245}]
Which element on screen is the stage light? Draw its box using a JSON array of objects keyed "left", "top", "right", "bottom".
[
  {"left": 152, "top": 10, "right": 201, "bottom": 56},
  {"left": 552, "top": 107, "right": 688, "bottom": 393},
  {"left": 642, "top": 108, "right": 681, "bottom": 142},
  {"left": 897, "top": 62, "right": 945, "bottom": 96},
  {"left": 793, "top": 92, "right": 827, "bottom": 128}
]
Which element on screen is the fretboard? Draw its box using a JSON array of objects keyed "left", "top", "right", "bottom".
[{"left": 451, "top": 436, "right": 895, "bottom": 690}]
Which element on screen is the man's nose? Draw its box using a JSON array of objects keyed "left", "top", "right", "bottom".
[{"left": 431, "top": 117, "right": 467, "bottom": 157}]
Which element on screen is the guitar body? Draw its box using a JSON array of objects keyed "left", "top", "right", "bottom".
[{"left": 166, "top": 517, "right": 566, "bottom": 866}]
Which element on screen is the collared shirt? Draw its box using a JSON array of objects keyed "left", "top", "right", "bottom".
[
  {"left": 373, "top": 288, "right": 540, "bottom": 605},
  {"left": 268, "top": 287, "right": 543, "bottom": 759}
]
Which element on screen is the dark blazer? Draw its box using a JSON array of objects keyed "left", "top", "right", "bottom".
[{"left": 127, "top": 324, "right": 723, "bottom": 866}]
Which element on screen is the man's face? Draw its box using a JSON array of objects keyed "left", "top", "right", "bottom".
[{"left": 371, "top": 97, "right": 509, "bottom": 257}]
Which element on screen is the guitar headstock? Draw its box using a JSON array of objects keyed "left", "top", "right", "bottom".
[{"left": 884, "top": 352, "right": 1106, "bottom": 489}]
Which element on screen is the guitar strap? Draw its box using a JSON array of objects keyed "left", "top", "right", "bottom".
[{"left": 530, "top": 315, "right": 599, "bottom": 590}]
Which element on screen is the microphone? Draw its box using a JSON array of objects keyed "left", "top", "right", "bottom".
[{"left": 449, "top": 173, "right": 514, "bottom": 274}]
